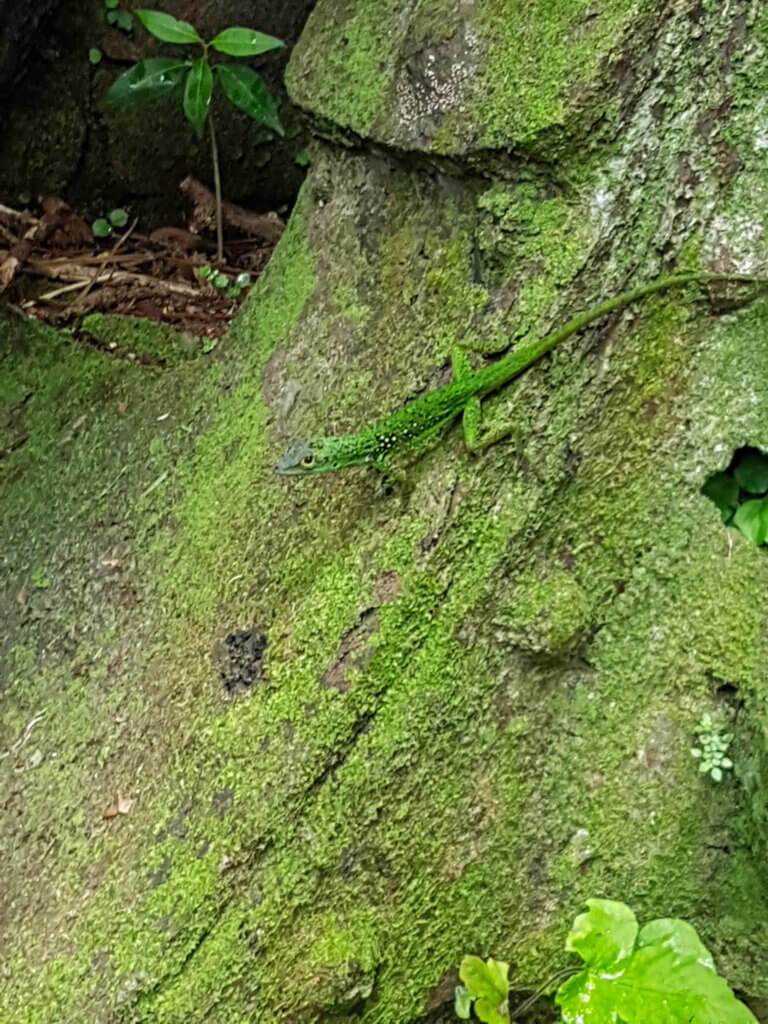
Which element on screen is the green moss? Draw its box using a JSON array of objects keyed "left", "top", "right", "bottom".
[
  {"left": 473, "top": 0, "right": 644, "bottom": 150},
  {"left": 286, "top": 0, "right": 405, "bottom": 136},
  {"left": 81, "top": 313, "right": 203, "bottom": 364},
  {"left": 7, "top": 24, "right": 768, "bottom": 1014}
]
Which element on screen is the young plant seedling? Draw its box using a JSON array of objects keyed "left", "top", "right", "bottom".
[
  {"left": 455, "top": 900, "right": 757, "bottom": 1023},
  {"left": 691, "top": 712, "right": 734, "bottom": 782},
  {"left": 92, "top": 208, "right": 129, "bottom": 238},
  {"left": 104, "top": 0, "right": 133, "bottom": 33},
  {"left": 104, "top": 9, "right": 285, "bottom": 263},
  {"left": 197, "top": 265, "right": 251, "bottom": 299}
]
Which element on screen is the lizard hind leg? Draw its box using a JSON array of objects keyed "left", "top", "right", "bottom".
[{"left": 452, "top": 345, "right": 518, "bottom": 454}]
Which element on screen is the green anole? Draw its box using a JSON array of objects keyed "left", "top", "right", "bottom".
[{"left": 274, "top": 272, "right": 764, "bottom": 477}]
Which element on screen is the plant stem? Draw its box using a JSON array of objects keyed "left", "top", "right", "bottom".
[{"left": 207, "top": 110, "right": 224, "bottom": 264}]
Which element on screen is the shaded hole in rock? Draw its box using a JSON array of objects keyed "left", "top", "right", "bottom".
[
  {"left": 702, "top": 445, "right": 768, "bottom": 546},
  {"left": 221, "top": 629, "right": 268, "bottom": 691}
]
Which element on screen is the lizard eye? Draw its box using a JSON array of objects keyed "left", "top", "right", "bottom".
[{"left": 301, "top": 454, "right": 314, "bottom": 467}]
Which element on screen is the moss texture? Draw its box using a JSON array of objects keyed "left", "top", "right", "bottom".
[
  {"left": 287, "top": 0, "right": 658, "bottom": 156},
  {"left": 4, "top": 2, "right": 768, "bottom": 1022}
]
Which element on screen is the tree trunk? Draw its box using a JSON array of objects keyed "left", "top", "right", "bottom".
[{"left": 3, "top": 2, "right": 768, "bottom": 1021}]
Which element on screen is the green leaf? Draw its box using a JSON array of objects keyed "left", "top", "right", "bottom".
[
  {"left": 115, "top": 9, "right": 133, "bottom": 31},
  {"left": 458, "top": 956, "right": 508, "bottom": 1005},
  {"left": 565, "top": 898, "right": 637, "bottom": 969},
  {"left": 557, "top": 910, "right": 758, "bottom": 1024},
  {"left": 474, "top": 997, "right": 509, "bottom": 1024},
  {"left": 92, "top": 219, "right": 112, "bottom": 237},
  {"left": 454, "top": 985, "right": 473, "bottom": 1020},
  {"left": 108, "top": 208, "right": 128, "bottom": 227},
  {"left": 211, "top": 26, "right": 284, "bottom": 57},
  {"left": 636, "top": 918, "right": 714, "bottom": 969},
  {"left": 556, "top": 971, "right": 620, "bottom": 1023},
  {"left": 105, "top": 0, "right": 119, "bottom": 9},
  {"left": 732, "top": 498, "right": 768, "bottom": 546},
  {"left": 213, "top": 272, "right": 228, "bottom": 288},
  {"left": 89, "top": 48, "right": 103, "bottom": 64},
  {"left": 616, "top": 941, "right": 757, "bottom": 1023},
  {"left": 106, "top": 10, "right": 118, "bottom": 24},
  {"left": 183, "top": 57, "right": 213, "bottom": 136},
  {"left": 136, "top": 9, "right": 202, "bottom": 44},
  {"left": 734, "top": 450, "right": 768, "bottom": 494},
  {"left": 215, "top": 64, "right": 283, "bottom": 134},
  {"left": 702, "top": 472, "right": 740, "bottom": 513},
  {"left": 104, "top": 58, "right": 189, "bottom": 108}
]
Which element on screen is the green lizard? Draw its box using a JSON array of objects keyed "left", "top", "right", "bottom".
[{"left": 274, "top": 272, "right": 764, "bottom": 477}]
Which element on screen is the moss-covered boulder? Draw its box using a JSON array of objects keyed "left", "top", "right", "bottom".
[{"left": 3, "top": 2, "right": 768, "bottom": 1021}]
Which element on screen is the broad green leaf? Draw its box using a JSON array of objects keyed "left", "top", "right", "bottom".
[
  {"left": 108, "top": 208, "right": 128, "bottom": 227},
  {"left": 458, "top": 956, "right": 508, "bottom": 1005},
  {"left": 215, "top": 64, "right": 283, "bottom": 134},
  {"left": 557, "top": 911, "right": 758, "bottom": 1024},
  {"left": 92, "top": 219, "right": 111, "bottom": 237},
  {"left": 454, "top": 985, "right": 473, "bottom": 1020},
  {"left": 105, "top": 0, "right": 119, "bottom": 9},
  {"left": 616, "top": 942, "right": 757, "bottom": 1023},
  {"left": 115, "top": 10, "right": 133, "bottom": 31},
  {"left": 136, "top": 9, "right": 202, "bottom": 44},
  {"left": 556, "top": 970, "right": 623, "bottom": 1023},
  {"left": 732, "top": 498, "right": 768, "bottom": 546},
  {"left": 474, "top": 996, "right": 509, "bottom": 1024},
  {"left": 211, "top": 26, "right": 284, "bottom": 57},
  {"left": 183, "top": 57, "right": 213, "bottom": 137},
  {"left": 89, "top": 48, "right": 102, "bottom": 64},
  {"left": 637, "top": 918, "right": 714, "bottom": 970},
  {"left": 104, "top": 58, "right": 189, "bottom": 108},
  {"left": 106, "top": 10, "right": 118, "bottom": 24},
  {"left": 565, "top": 899, "right": 637, "bottom": 969},
  {"left": 702, "top": 472, "right": 739, "bottom": 513},
  {"left": 733, "top": 450, "right": 768, "bottom": 494}
]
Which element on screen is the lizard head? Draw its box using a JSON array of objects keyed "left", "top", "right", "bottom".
[{"left": 274, "top": 438, "right": 346, "bottom": 475}]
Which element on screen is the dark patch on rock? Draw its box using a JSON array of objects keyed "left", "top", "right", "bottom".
[
  {"left": 322, "top": 608, "right": 379, "bottom": 692},
  {"left": 373, "top": 570, "right": 401, "bottom": 603},
  {"left": 211, "top": 788, "right": 233, "bottom": 819},
  {"left": 220, "top": 629, "right": 268, "bottom": 691},
  {"left": 147, "top": 855, "right": 171, "bottom": 889}
]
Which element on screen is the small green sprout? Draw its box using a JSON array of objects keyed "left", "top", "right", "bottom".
[
  {"left": 31, "top": 569, "right": 50, "bottom": 590},
  {"left": 197, "top": 265, "right": 251, "bottom": 298},
  {"left": 92, "top": 208, "right": 129, "bottom": 239},
  {"left": 691, "top": 712, "right": 734, "bottom": 782},
  {"left": 455, "top": 956, "right": 509, "bottom": 1024},
  {"left": 105, "top": 0, "right": 133, "bottom": 33},
  {"left": 89, "top": 48, "right": 103, "bottom": 65}
]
